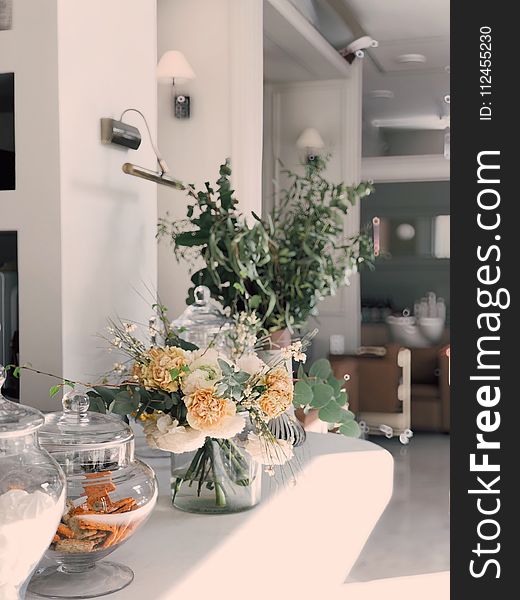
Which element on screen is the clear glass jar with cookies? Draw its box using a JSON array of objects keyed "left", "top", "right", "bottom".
[{"left": 28, "top": 390, "right": 158, "bottom": 599}]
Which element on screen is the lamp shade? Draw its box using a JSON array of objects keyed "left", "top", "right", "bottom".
[
  {"left": 157, "top": 51, "right": 196, "bottom": 83},
  {"left": 296, "top": 128, "right": 325, "bottom": 150}
]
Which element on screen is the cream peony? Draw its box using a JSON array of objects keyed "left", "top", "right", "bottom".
[
  {"left": 258, "top": 391, "right": 292, "bottom": 419},
  {"left": 244, "top": 433, "right": 294, "bottom": 466},
  {"left": 186, "top": 387, "right": 245, "bottom": 439},
  {"left": 258, "top": 367, "right": 294, "bottom": 418},
  {"left": 143, "top": 414, "right": 205, "bottom": 453},
  {"left": 236, "top": 353, "right": 266, "bottom": 375}
]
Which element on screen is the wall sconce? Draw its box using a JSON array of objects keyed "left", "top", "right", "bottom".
[
  {"left": 101, "top": 108, "right": 185, "bottom": 189},
  {"left": 157, "top": 50, "right": 196, "bottom": 119},
  {"left": 296, "top": 128, "right": 325, "bottom": 164}
]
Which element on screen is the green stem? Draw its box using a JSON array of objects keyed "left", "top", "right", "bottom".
[
  {"left": 216, "top": 438, "right": 251, "bottom": 485},
  {"left": 173, "top": 446, "right": 205, "bottom": 501},
  {"left": 208, "top": 440, "right": 227, "bottom": 508}
]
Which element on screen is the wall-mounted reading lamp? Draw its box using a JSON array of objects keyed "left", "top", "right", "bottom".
[
  {"left": 101, "top": 108, "right": 185, "bottom": 189},
  {"left": 296, "top": 128, "right": 325, "bottom": 164},
  {"left": 157, "top": 50, "right": 196, "bottom": 119}
]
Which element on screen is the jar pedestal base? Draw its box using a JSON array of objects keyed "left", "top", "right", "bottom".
[{"left": 28, "top": 561, "right": 134, "bottom": 599}]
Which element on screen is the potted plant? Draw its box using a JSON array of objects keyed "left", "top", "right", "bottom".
[
  {"left": 158, "top": 158, "right": 375, "bottom": 342},
  {"left": 293, "top": 357, "right": 360, "bottom": 437}
]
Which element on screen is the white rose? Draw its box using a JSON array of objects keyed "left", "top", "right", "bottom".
[
  {"left": 188, "top": 348, "right": 223, "bottom": 371},
  {"left": 144, "top": 415, "right": 205, "bottom": 454},
  {"left": 236, "top": 353, "right": 266, "bottom": 374},
  {"left": 182, "top": 366, "right": 222, "bottom": 395},
  {"left": 244, "top": 433, "right": 294, "bottom": 466}
]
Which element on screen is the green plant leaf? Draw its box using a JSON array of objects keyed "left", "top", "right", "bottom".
[
  {"left": 249, "top": 295, "right": 261, "bottom": 310},
  {"left": 338, "top": 408, "right": 355, "bottom": 423},
  {"left": 310, "top": 383, "right": 334, "bottom": 408},
  {"left": 49, "top": 385, "right": 61, "bottom": 398},
  {"left": 92, "top": 386, "right": 120, "bottom": 406},
  {"left": 336, "top": 389, "right": 348, "bottom": 406},
  {"left": 318, "top": 400, "right": 344, "bottom": 424},
  {"left": 111, "top": 391, "right": 140, "bottom": 416},
  {"left": 309, "top": 358, "right": 332, "bottom": 380},
  {"left": 294, "top": 380, "right": 313, "bottom": 407},
  {"left": 339, "top": 420, "right": 361, "bottom": 438},
  {"left": 86, "top": 393, "right": 107, "bottom": 414},
  {"left": 327, "top": 374, "right": 342, "bottom": 395}
]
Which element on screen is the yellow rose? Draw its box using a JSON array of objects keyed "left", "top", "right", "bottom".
[{"left": 138, "top": 347, "right": 188, "bottom": 393}]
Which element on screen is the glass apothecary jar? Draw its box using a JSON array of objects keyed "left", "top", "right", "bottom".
[
  {"left": 0, "top": 365, "right": 66, "bottom": 600},
  {"left": 170, "top": 285, "right": 233, "bottom": 354},
  {"left": 28, "top": 391, "right": 158, "bottom": 599}
]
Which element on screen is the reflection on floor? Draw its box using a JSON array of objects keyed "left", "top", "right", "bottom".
[{"left": 347, "top": 433, "right": 450, "bottom": 582}]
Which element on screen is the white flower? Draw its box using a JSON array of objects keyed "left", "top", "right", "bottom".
[
  {"left": 244, "top": 433, "right": 294, "bottom": 466},
  {"left": 182, "top": 366, "right": 221, "bottom": 395},
  {"left": 123, "top": 322, "right": 137, "bottom": 333},
  {"left": 112, "top": 362, "right": 126, "bottom": 375},
  {"left": 111, "top": 337, "right": 122, "bottom": 348},
  {"left": 188, "top": 348, "right": 223, "bottom": 371},
  {"left": 143, "top": 415, "right": 205, "bottom": 454},
  {"left": 182, "top": 348, "right": 225, "bottom": 395},
  {"left": 236, "top": 353, "right": 266, "bottom": 375}
]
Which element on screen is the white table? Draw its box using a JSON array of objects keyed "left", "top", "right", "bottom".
[{"left": 38, "top": 434, "right": 393, "bottom": 600}]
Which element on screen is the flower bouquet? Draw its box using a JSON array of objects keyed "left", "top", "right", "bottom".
[{"left": 86, "top": 316, "right": 308, "bottom": 514}]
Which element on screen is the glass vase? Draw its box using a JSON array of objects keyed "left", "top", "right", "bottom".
[{"left": 170, "top": 436, "right": 261, "bottom": 514}]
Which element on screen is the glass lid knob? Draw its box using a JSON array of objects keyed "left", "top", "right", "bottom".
[
  {"left": 62, "top": 390, "right": 90, "bottom": 423},
  {"left": 194, "top": 285, "right": 211, "bottom": 305}
]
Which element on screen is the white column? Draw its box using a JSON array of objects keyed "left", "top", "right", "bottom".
[
  {"left": 340, "top": 60, "right": 363, "bottom": 351},
  {"left": 229, "top": 0, "right": 264, "bottom": 217}
]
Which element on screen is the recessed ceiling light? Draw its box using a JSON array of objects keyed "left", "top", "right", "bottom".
[
  {"left": 369, "top": 90, "right": 394, "bottom": 99},
  {"left": 396, "top": 53, "right": 426, "bottom": 64}
]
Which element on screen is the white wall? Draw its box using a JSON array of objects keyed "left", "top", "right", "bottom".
[
  {"left": 157, "top": 0, "right": 263, "bottom": 319},
  {"left": 0, "top": 0, "right": 63, "bottom": 407},
  {"left": 0, "top": 0, "right": 157, "bottom": 409},
  {"left": 264, "top": 65, "right": 364, "bottom": 358},
  {"left": 57, "top": 0, "right": 157, "bottom": 391}
]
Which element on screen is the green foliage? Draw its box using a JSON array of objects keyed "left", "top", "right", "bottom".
[
  {"left": 87, "top": 384, "right": 183, "bottom": 421},
  {"left": 158, "top": 157, "right": 375, "bottom": 333},
  {"left": 294, "top": 358, "right": 360, "bottom": 438}
]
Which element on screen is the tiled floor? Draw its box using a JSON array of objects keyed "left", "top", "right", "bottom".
[{"left": 347, "top": 433, "right": 450, "bottom": 582}]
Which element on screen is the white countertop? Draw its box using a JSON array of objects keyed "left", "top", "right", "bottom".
[{"left": 32, "top": 433, "right": 393, "bottom": 600}]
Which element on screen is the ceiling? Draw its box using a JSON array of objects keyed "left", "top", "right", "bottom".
[{"left": 264, "top": 0, "right": 450, "bottom": 156}]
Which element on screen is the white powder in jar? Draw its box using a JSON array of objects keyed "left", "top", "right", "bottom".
[{"left": 0, "top": 489, "right": 64, "bottom": 600}]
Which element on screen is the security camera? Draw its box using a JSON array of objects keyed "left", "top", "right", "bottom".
[{"left": 345, "top": 36, "right": 379, "bottom": 55}]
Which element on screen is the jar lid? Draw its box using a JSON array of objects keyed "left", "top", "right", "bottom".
[
  {"left": 171, "top": 285, "right": 232, "bottom": 336},
  {"left": 0, "top": 365, "right": 46, "bottom": 438},
  {"left": 38, "top": 390, "right": 133, "bottom": 450}
]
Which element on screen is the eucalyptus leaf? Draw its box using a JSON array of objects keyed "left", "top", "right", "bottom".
[
  {"left": 87, "top": 393, "right": 107, "bottom": 414},
  {"left": 336, "top": 389, "right": 348, "bottom": 406},
  {"left": 339, "top": 420, "right": 361, "bottom": 438},
  {"left": 310, "top": 383, "right": 335, "bottom": 408},
  {"left": 318, "top": 400, "right": 344, "bottom": 424},
  {"left": 111, "top": 391, "right": 140, "bottom": 415},
  {"left": 294, "top": 380, "right": 313, "bottom": 407},
  {"left": 309, "top": 358, "right": 332, "bottom": 380}
]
